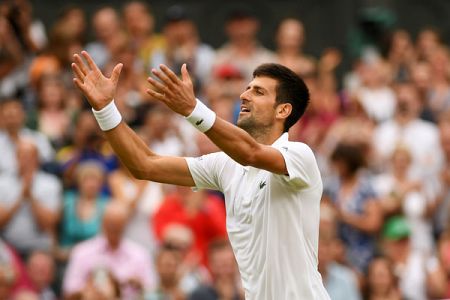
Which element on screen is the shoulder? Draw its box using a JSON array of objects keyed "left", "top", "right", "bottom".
[
  {"left": 122, "top": 239, "right": 150, "bottom": 259},
  {"left": 70, "top": 237, "right": 100, "bottom": 257}
]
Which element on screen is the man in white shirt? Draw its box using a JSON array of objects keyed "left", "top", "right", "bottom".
[{"left": 71, "top": 51, "right": 330, "bottom": 300}]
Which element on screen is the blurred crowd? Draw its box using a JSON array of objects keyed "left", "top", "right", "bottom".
[{"left": 0, "top": 0, "right": 449, "bottom": 299}]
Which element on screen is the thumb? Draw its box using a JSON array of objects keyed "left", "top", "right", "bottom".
[
  {"left": 110, "top": 63, "right": 123, "bottom": 85},
  {"left": 181, "top": 63, "right": 192, "bottom": 85}
]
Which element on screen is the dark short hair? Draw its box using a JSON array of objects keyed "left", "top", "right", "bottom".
[
  {"left": 253, "top": 63, "right": 309, "bottom": 132},
  {"left": 330, "top": 143, "right": 366, "bottom": 175}
]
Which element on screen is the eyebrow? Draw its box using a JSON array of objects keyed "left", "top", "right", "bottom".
[{"left": 246, "top": 84, "right": 268, "bottom": 94}]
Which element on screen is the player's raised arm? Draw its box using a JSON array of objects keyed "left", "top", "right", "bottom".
[
  {"left": 71, "top": 51, "right": 195, "bottom": 186},
  {"left": 146, "top": 64, "right": 289, "bottom": 175}
]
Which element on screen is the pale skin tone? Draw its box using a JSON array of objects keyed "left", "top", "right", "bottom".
[{"left": 71, "top": 51, "right": 292, "bottom": 186}]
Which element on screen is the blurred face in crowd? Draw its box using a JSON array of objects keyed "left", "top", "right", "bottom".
[
  {"left": 226, "top": 16, "right": 259, "bottom": 44},
  {"left": 367, "top": 258, "right": 397, "bottom": 296},
  {"left": 390, "top": 29, "right": 413, "bottom": 54},
  {"left": 391, "top": 147, "right": 412, "bottom": 175},
  {"left": 209, "top": 244, "right": 237, "bottom": 280},
  {"left": 123, "top": 1, "right": 154, "bottom": 37},
  {"left": 0, "top": 100, "right": 25, "bottom": 133},
  {"left": 93, "top": 7, "right": 121, "bottom": 42},
  {"left": 27, "top": 252, "right": 55, "bottom": 291},
  {"left": 102, "top": 202, "right": 129, "bottom": 249},
  {"left": 276, "top": 18, "right": 305, "bottom": 52},
  {"left": 410, "top": 62, "right": 431, "bottom": 91},
  {"left": 395, "top": 83, "right": 421, "bottom": 118},
  {"left": 156, "top": 249, "right": 182, "bottom": 287},
  {"left": 237, "top": 76, "right": 278, "bottom": 135},
  {"left": 76, "top": 163, "right": 105, "bottom": 199},
  {"left": 74, "top": 111, "right": 101, "bottom": 148},
  {"left": 37, "top": 75, "right": 65, "bottom": 110},
  {"left": 417, "top": 28, "right": 440, "bottom": 59},
  {"left": 164, "top": 19, "right": 197, "bottom": 48}
]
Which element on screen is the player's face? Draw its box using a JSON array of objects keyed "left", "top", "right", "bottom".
[{"left": 237, "top": 76, "right": 278, "bottom": 133}]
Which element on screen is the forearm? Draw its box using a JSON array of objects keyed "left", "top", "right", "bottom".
[
  {"left": 205, "top": 118, "right": 261, "bottom": 166},
  {"left": 341, "top": 212, "right": 381, "bottom": 233},
  {"left": 0, "top": 199, "right": 23, "bottom": 228},
  {"left": 104, "top": 122, "right": 157, "bottom": 178}
]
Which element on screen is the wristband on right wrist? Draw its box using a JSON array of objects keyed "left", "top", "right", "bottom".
[
  {"left": 92, "top": 100, "right": 122, "bottom": 131},
  {"left": 185, "top": 99, "right": 216, "bottom": 133}
]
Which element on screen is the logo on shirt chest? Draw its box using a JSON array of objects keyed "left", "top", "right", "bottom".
[{"left": 259, "top": 180, "right": 267, "bottom": 189}]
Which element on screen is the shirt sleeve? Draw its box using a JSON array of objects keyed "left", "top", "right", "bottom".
[
  {"left": 185, "top": 152, "right": 225, "bottom": 191},
  {"left": 35, "top": 175, "right": 62, "bottom": 211},
  {"left": 272, "top": 142, "right": 321, "bottom": 189}
]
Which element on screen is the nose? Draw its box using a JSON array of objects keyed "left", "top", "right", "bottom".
[{"left": 239, "top": 89, "right": 251, "bottom": 101}]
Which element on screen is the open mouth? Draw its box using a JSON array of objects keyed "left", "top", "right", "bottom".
[{"left": 240, "top": 105, "right": 251, "bottom": 113}]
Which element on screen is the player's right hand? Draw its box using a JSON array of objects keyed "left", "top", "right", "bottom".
[{"left": 71, "top": 51, "right": 123, "bottom": 111}]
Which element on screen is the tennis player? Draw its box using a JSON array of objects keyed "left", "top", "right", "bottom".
[{"left": 72, "top": 50, "right": 330, "bottom": 300}]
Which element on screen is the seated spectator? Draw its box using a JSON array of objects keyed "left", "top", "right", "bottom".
[
  {"left": 381, "top": 215, "right": 447, "bottom": 300},
  {"left": 57, "top": 110, "right": 117, "bottom": 190},
  {"left": 153, "top": 186, "right": 227, "bottom": 266},
  {"left": 33, "top": 74, "right": 71, "bottom": 149},
  {"left": 63, "top": 201, "right": 155, "bottom": 298},
  {"left": 318, "top": 213, "right": 361, "bottom": 300},
  {"left": 325, "top": 143, "right": 382, "bottom": 274},
  {"left": 0, "top": 98, "right": 55, "bottom": 175},
  {"left": 214, "top": 8, "right": 276, "bottom": 81},
  {"left": 374, "top": 146, "right": 435, "bottom": 254},
  {"left": 146, "top": 245, "right": 186, "bottom": 300},
  {"left": 0, "top": 139, "right": 61, "bottom": 258},
  {"left": 58, "top": 161, "right": 108, "bottom": 255},
  {"left": 25, "top": 251, "right": 56, "bottom": 300},
  {"left": 364, "top": 257, "right": 401, "bottom": 300},
  {"left": 189, "top": 240, "right": 244, "bottom": 300},
  {"left": 108, "top": 161, "right": 160, "bottom": 255}
]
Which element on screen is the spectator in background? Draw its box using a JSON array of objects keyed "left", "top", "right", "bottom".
[
  {"left": 318, "top": 213, "right": 361, "bottom": 300},
  {"left": 25, "top": 251, "right": 56, "bottom": 300},
  {"left": 434, "top": 110, "right": 450, "bottom": 235},
  {"left": 325, "top": 143, "right": 382, "bottom": 274},
  {"left": 153, "top": 186, "right": 227, "bottom": 267},
  {"left": 57, "top": 110, "right": 116, "bottom": 190},
  {"left": 374, "top": 146, "right": 436, "bottom": 254},
  {"left": 214, "top": 8, "right": 276, "bottom": 81},
  {"left": 386, "top": 29, "right": 416, "bottom": 82},
  {"left": 63, "top": 201, "right": 155, "bottom": 299},
  {"left": 189, "top": 241, "right": 244, "bottom": 300},
  {"left": 354, "top": 58, "right": 396, "bottom": 123},
  {"left": 0, "top": 139, "right": 61, "bottom": 258},
  {"left": 108, "top": 161, "right": 160, "bottom": 255},
  {"left": 381, "top": 215, "right": 447, "bottom": 300},
  {"left": 0, "top": 98, "right": 55, "bottom": 175},
  {"left": 150, "top": 5, "right": 215, "bottom": 94},
  {"left": 146, "top": 245, "right": 186, "bottom": 300},
  {"left": 363, "top": 257, "right": 401, "bottom": 300},
  {"left": 57, "top": 161, "right": 108, "bottom": 259},
  {"left": 275, "top": 18, "right": 316, "bottom": 77},
  {"left": 122, "top": 0, "right": 165, "bottom": 74},
  {"left": 85, "top": 6, "right": 126, "bottom": 70},
  {"left": 373, "top": 82, "right": 443, "bottom": 180},
  {"left": 416, "top": 27, "right": 442, "bottom": 62},
  {"left": 427, "top": 46, "right": 450, "bottom": 119},
  {"left": 32, "top": 74, "right": 71, "bottom": 149}
]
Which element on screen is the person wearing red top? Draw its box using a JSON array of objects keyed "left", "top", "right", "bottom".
[{"left": 153, "top": 186, "right": 227, "bottom": 265}]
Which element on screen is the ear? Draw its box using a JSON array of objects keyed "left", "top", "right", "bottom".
[{"left": 275, "top": 103, "right": 292, "bottom": 121}]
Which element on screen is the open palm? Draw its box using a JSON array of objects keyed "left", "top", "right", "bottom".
[{"left": 72, "top": 51, "right": 123, "bottom": 111}]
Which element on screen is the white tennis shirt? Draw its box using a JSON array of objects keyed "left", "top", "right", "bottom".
[{"left": 186, "top": 133, "right": 330, "bottom": 300}]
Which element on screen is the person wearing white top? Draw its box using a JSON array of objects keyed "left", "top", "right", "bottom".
[{"left": 71, "top": 50, "right": 330, "bottom": 300}]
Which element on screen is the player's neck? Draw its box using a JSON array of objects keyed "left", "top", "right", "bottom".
[{"left": 251, "top": 130, "right": 284, "bottom": 145}]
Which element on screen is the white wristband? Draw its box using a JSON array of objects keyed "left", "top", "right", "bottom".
[
  {"left": 185, "top": 99, "right": 216, "bottom": 133},
  {"left": 92, "top": 100, "right": 122, "bottom": 131}
]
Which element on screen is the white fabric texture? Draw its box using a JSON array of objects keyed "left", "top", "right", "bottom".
[{"left": 185, "top": 133, "right": 330, "bottom": 300}]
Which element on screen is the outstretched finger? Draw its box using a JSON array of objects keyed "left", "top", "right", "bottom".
[
  {"left": 160, "top": 64, "right": 181, "bottom": 84},
  {"left": 151, "top": 68, "right": 174, "bottom": 88},
  {"left": 71, "top": 63, "right": 85, "bottom": 82},
  {"left": 73, "top": 54, "right": 89, "bottom": 75},
  {"left": 73, "top": 78, "right": 85, "bottom": 93},
  {"left": 81, "top": 51, "right": 100, "bottom": 72},
  {"left": 181, "top": 64, "right": 192, "bottom": 85},
  {"left": 147, "top": 76, "right": 170, "bottom": 95},
  {"left": 145, "top": 87, "right": 166, "bottom": 102},
  {"left": 110, "top": 63, "right": 123, "bottom": 85}
]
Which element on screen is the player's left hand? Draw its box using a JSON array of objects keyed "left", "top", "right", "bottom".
[{"left": 146, "top": 64, "right": 197, "bottom": 116}]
